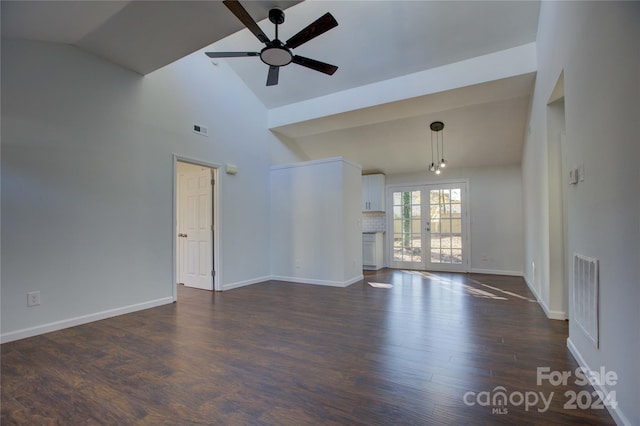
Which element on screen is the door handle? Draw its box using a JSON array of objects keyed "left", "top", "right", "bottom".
[{"left": 425, "top": 222, "right": 430, "bottom": 232}]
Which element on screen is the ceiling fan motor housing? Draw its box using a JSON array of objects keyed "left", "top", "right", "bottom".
[
  {"left": 269, "top": 8, "right": 285, "bottom": 25},
  {"left": 261, "top": 9, "right": 291, "bottom": 67}
]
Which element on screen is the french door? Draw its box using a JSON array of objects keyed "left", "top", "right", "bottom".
[{"left": 389, "top": 183, "right": 469, "bottom": 272}]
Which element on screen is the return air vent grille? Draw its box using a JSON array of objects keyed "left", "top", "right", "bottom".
[
  {"left": 573, "top": 253, "right": 599, "bottom": 348},
  {"left": 193, "top": 123, "right": 208, "bottom": 137}
]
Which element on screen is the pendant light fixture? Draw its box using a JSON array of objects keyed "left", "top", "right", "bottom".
[{"left": 429, "top": 121, "right": 446, "bottom": 174}]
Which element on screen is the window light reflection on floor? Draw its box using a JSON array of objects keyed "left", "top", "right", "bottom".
[{"left": 397, "top": 270, "right": 537, "bottom": 302}]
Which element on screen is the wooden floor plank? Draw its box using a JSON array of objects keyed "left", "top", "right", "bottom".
[{"left": 1, "top": 270, "right": 615, "bottom": 424}]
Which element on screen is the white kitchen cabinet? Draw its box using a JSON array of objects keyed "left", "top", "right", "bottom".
[
  {"left": 363, "top": 232, "right": 384, "bottom": 270},
  {"left": 362, "top": 174, "right": 385, "bottom": 212}
]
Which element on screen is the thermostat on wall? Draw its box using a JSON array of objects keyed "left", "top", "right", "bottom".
[{"left": 226, "top": 164, "right": 238, "bottom": 175}]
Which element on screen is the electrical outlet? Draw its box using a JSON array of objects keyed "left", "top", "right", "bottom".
[
  {"left": 27, "top": 291, "right": 41, "bottom": 307},
  {"left": 295, "top": 259, "right": 301, "bottom": 269}
]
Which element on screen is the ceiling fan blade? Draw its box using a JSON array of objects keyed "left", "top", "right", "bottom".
[
  {"left": 292, "top": 55, "right": 338, "bottom": 75},
  {"left": 223, "top": 0, "right": 270, "bottom": 44},
  {"left": 266, "top": 66, "right": 279, "bottom": 86},
  {"left": 285, "top": 13, "right": 338, "bottom": 50},
  {"left": 205, "top": 52, "right": 259, "bottom": 58}
]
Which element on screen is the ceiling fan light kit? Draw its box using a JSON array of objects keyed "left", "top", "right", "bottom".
[
  {"left": 206, "top": 0, "right": 339, "bottom": 86},
  {"left": 260, "top": 44, "right": 292, "bottom": 67}
]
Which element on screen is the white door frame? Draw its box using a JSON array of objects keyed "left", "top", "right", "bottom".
[
  {"left": 386, "top": 179, "right": 470, "bottom": 273},
  {"left": 172, "top": 155, "right": 220, "bottom": 300}
]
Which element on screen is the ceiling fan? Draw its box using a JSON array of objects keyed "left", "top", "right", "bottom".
[{"left": 205, "top": 0, "right": 339, "bottom": 86}]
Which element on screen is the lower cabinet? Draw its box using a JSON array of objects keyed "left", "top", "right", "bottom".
[{"left": 363, "top": 232, "right": 384, "bottom": 270}]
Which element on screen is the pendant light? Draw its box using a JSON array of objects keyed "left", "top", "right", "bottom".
[{"left": 429, "top": 121, "right": 446, "bottom": 174}]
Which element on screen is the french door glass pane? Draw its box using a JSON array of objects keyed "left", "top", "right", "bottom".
[
  {"left": 429, "top": 188, "right": 463, "bottom": 265},
  {"left": 392, "top": 191, "right": 422, "bottom": 263}
]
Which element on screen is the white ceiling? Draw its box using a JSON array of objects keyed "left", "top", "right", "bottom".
[
  {"left": 1, "top": 0, "right": 301, "bottom": 75},
  {"left": 1, "top": 0, "right": 541, "bottom": 175},
  {"left": 275, "top": 73, "right": 536, "bottom": 174},
  {"left": 212, "top": 1, "right": 540, "bottom": 109}
]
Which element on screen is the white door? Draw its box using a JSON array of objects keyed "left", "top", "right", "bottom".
[
  {"left": 389, "top": 183, "right": 469, "bottom": 272},
  {"left": 178, "top": 163, "right": 213, "bottom": 290}
]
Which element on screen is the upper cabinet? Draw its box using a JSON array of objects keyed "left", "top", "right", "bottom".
[{"left": 362, "top": 174, "right": 385, "bottom": 212}]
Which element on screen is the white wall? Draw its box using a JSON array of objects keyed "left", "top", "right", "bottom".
[
  {"left": 1, "top": 39, "right": 277, "bottom": 341},
  {"left": 270, "top": 157, "right": 362, "bottom": 286},
  {"left": 524, "top": 2, "right": 639, "bottom": 424},
  {"left": 269, "top": 131, "right": 310, "bottom": 165},
  {"left": 387, "top": 165, "right": 524, "bottom": 276}
]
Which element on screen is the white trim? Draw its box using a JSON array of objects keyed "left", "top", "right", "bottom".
[
  {"left": 470, "top": 268, "right": 524, "bottom": 277},
  {"left": 567, "top": 338, "right": 631, "bottom": 426},
  {"left": 221, "top": 276, "right": 270, "bottom": 291},
  {"left": 0, "top": 297, "right": 174, "bottom": 344},
  {"left": 270, "top": 275, "right": 363, "bottom": 288},
  {"left": 270, "top": 156, "right": 361, "bottom": 172},
  {"left": 386, "top": 178, "right": 471, "bottom": 190},
  {"left": 524, "top": 275, "right": 567, "bottom": 320},
  {"left": 173, "top": 155, "right": 221, "bottom": 296}
]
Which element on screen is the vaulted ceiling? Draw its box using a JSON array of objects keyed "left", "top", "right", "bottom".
[{"left": 1, "top": 0, "right": 541, "bottom": 175}]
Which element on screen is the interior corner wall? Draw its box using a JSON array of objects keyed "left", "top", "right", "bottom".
[
  {"left": 386, "top": 164, "right": 524, "bottom": 276},
  {"left": 523, "top": 2, "right": 640, "bottom": 424},
  {"left": 342, "top": 161, "right": 364, "bottom": 281},
  {"left": 268, "top": 131, "right": 310, "bottom": 166},
  {"left": 1, "top": 39, "right": 272, "bottom": 342},
  {"left": 270, "top": 158, "right": 362, "bottom": 286}
]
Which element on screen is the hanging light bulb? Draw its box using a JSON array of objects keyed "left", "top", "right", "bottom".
[
  {"left": 440, "top": 158, "right": 447, "bottom": 168},
  {"left": 435, "top": 166, "right": 441, "bottom": 175},
  {"left": 429, "top": 162, "right": 436, "bottom": 172}
]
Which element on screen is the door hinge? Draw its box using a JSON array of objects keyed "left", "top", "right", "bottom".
[
  {"left": 211, "top": 224, "right": 215, "bottom": 231},
  {"left": 211, "top": 179, "right": 215, "bottom": 186},
  {"left": 211, "top": 270, "right": 216, "bottom": 277}
]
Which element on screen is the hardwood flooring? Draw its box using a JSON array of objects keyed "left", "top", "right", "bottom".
[{"left": 2, "top": 270, "right": 615, "bottom": 425}]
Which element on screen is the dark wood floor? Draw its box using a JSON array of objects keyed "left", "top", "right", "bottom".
[{"left": 2, "top": 270, "right": 615, "bottom": 425}]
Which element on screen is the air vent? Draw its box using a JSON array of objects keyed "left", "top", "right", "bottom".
[
  {"left": 573, "top": 253, "right": 599, "bottom": 347},
  {"left": 193, "top": 123, "right": 208, "bottom": 137}
]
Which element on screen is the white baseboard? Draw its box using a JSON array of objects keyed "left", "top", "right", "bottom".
[
  {"left": 221, "top": 276, "right": 270, "bottom": 291},
  {"left": 0, "top": 297, "right": 174, "bottom": 344},
  {"left": 470, "top": 268, "right": 524, "bottom": 276},
  {"left": 270, "top": 274, "right": 363, "bottom": 288},
  {"left": 523, "top": 275, "right": 567, "bottom": 320},
  {"left": 567, "top": 338, "right": 631, "bottom": 426}
]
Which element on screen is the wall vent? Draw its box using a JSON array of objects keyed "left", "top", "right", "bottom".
[
  {"left": 193, "top": 123, "right": 208, "bottom": 137},
  {"left": 573, "top": 253, "right": 599, "bottom": 348}
]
